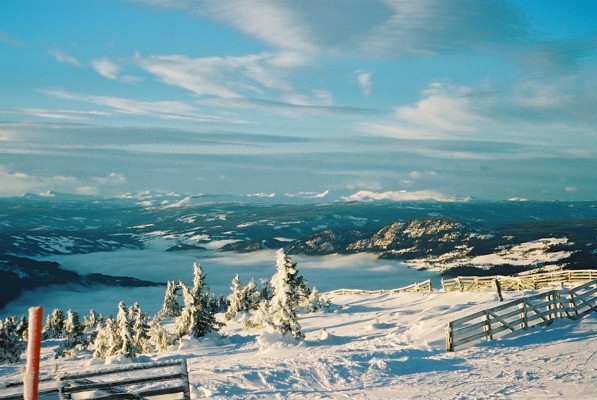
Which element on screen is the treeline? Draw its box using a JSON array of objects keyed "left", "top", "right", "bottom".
[{"left": 0, "top": 249, "right": 329, "bottom": 363}]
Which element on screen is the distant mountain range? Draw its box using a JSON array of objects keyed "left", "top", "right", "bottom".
[{"left": 1, "top": 194, "right": 595, "bottom": 309}]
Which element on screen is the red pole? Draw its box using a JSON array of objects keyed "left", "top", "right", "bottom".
[{"left": 24, "top": 306, "right": 43, "bottom": 400}]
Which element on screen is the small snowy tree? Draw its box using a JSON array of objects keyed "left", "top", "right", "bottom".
[
  {"left": 159, "top": 280, "right": 183, "bottom": 318},
  {"left": 225, "top": 274, "right": 247, "bottom": 320},
  {"left": 16, "top": 315, "right": 28, "bottom": 341},
  {"left": 129, "top": 302, "right": 152, "bottom": 354},
  {"left": 148, "top": 316, "right": 172, "bottom": 352},
  {"left": 92, "top": 317, "right": 117, "bottom": 360},
  {"left": 0, "top": 317, "right": 25, "bottom": 363},
  {"left": 218, "top": 294, "right": 229, "bottom": 313},
  {"left": 116, "top": 301, "right": 136, "bottom": 358},
  {"left": 43, "top": 308, "right": 65, "bottom": 339},
  {"left": 266, "top": 249, "right": 304, "bottom": 339},
  {"left": 299, "top": 287, "right": 331, "bottom": 313},
  {"left": 83, "top": 310, "right": 103, "bottom": 333},
  {"left": 55, "top": 310, "right": 87, "bottom": 359},
  {"left": 245, "top": 278, "right": 262, "bottom": 310},
  {"left": 174, "top": 262, "right": 222, "bottom": 338}
]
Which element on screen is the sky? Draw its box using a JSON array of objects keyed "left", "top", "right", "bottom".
[{"left": 0, "top": 0, "right": 595, "bottom": 201}]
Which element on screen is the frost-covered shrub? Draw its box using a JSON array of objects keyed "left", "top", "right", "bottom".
[{"left": 299, "top": 287, "right": 331, "bottom": 313}]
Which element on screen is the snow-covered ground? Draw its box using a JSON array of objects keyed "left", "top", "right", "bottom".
[{"left": 1, "top": 289, "right": 595, "bottom": 399}]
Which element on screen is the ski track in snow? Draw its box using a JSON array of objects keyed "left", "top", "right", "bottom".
[{"left": 1, "top": 290, "right": 595, "bottom": 399}]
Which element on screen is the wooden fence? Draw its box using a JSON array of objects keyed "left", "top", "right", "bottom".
[
  {"left": 445, "top": 279, "right": 597, "bottom": 351},
  {"left": 329, "top": 279, "right": 433, "bottom": 296},
  {"left": 441, "top": 269, "right": 597, "bottom": 292},
  {"left": 0, "top": 358, "right": 190, "bottom": 400}
]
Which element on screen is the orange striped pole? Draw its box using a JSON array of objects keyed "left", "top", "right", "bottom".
[{"left": 24, "top": 306, "right": 43, "bottom": 400}]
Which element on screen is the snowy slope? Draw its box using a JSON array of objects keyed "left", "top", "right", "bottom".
[{"left": 1, "top": 289, "right": 595, "bottom": 399}]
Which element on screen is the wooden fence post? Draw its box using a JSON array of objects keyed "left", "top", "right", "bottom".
[
  {"left": 519, "top": 302, "right": 528, "bottom": 330},
  {"left": 492, "top": 279, "right": 503, "bottom": 302},
  {"left": 483, "top": 311, "right": 493, "bottom": 341},
  {"left": 445, "top": 322, "right": 454, "bottom": 352},
  {"left": 24, "top": 306, "right": 43, "bottom": 400}
]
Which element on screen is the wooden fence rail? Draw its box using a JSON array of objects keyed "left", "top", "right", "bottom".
[
  {"left": 329, "top": 279, "right": 433, "bottom": 296},
  {"left": 441, "top": 269, "right": 597, "bottom": 292},
  {"left": 445, "top": 279, "right": 597, "bottom": 351},
  {"left": 0, "top": 358, "right": 190, "bottom": 400}
]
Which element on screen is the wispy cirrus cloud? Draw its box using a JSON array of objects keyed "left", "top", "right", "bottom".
[
  {"left": 91, "top": 57, "right": 140, "bottom": 83},
  {"left": 42, "top": 88, "right": 226, "bottom": 123},
  {"left": 0, "top": 30, "right": 22, "bottom": 47},
  {"left": 49, "top": 48, "right": 82, "bottom": 67},
  {"left": 129, "top": 0, "right": 527, "bottom": 57},
  {"left": 134, "top": 51, "right": 305, "bottom": 98},
  {"left": 0, "top": 107, "right": 110, "bottom": 121},
  {"left": 202, "top": 97, "right": 378, "bottom": 117}
]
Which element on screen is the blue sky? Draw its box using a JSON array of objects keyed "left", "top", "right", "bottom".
[{"left": 0, "top": 0, "right": 595, "bottom": 201}]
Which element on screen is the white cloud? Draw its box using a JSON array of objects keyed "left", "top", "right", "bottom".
[
  {"left": 0, "top": 165, "right": 80, "bottom": 197},
  {"left": 130, "top": 0, "right": 527, "bottom": 57},
  {"left": 135, "top": 52, "right": 299, "bottom": 98},
  {"left": 343, "top": 190, "right": 468, "bottom": 203},
  {"left": 92, "top": 58, "right": 120, "bottom": 79},
  {"left": 49, "top": 48, "right": 81, "bottom": 67},
  {"left": 92, "top": 57, "right": 140, "bottom": 82},
  {"left": 43, "top": 88, "right": 220, "bottom": 122},
  {"left": 355, "top": 70, "right": 372, "bottom": 96},
  {"left": 395, "top": 82, "right": 486, "bottom": 133},
  {"left": 19, "top": 108, "right": 109, "bottom": 120}
]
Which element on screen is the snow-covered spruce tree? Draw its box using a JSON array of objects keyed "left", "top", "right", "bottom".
[
  {"left": 43, "top": 308, "right": 65, "bottom": 339},
  {"left": 159, "top": 280, "right": 182, "bottom": 318},
  {"left": 245, "top": 278, "right": 262, "bottom": 310},
  {"left": 148, "top": 315, "right": 172, "bottom": 352},
  {"left": 218, "top": 294, "right": 229, "bottom": 313},
  {"left": 16, "top": 315, "right": 28, "bottom": 341},
  {"left": 92, "top": 316, "right": 117, "bottom": 360},
  {"left": 83, "top": 310, "right": 103, "bottom": 333},
  {"left": 0, "top": 317, "right": 25, "bottom": 363},
  {"left": 116, "top": 301, "right": 136, "bottom": 358},
  {"left": 174, "top": 262, "right": 223, "bottom": 338},
  {"left": 207, "top": 292, "right": 220, "bottom": 315},
  {"left": 265, "top": 249, "right": 304, "bottom": 339},
  {"left": 225, "top": 274, "right": 246, "bottom": 320},
  {"left": 129, "top": 302, "right": 153, "bottom": 354},
  {"left": 55, "top": 310, "right": 87, "bottom": 359}
]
